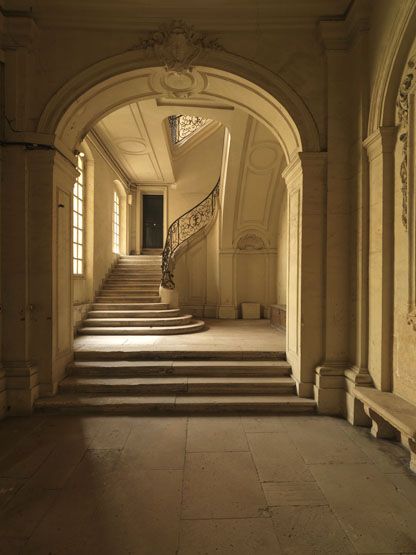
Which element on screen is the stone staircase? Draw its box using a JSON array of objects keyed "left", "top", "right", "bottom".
[
  {"left": 78, "top": 255, "right": 205, "bottom": 335},
  {"left": 35, "top": 350, "right": 316, "bottom": 414}
]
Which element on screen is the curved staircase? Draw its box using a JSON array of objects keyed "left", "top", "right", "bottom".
[{"left": 78, "top": 255, "right": 205, "bottom": 335}]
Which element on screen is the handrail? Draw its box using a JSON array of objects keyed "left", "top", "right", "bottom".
[{"left": 161, "top": 178, "right": 220, "bottom": 289}]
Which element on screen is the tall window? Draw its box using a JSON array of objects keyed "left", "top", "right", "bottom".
[
  {"left": 73, "top": 153, "right": 85, "bottom": 275},
  {"left": 113, "top": 191, "right": 120, "bottom": 254}
]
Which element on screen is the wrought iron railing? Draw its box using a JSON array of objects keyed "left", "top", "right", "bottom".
[
  {"left": 168, "top": 115, "right": 210, "bottom": 146},
  {"left": 161, "top": 178, "right": 220, "bottom": 289}
]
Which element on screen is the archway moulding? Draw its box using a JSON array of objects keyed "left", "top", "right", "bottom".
[
  {"left": 367, "top": 2, "right": 416, "bottom": 135},
  {"left": 37, "top": 45, "right": 321, "bottom": 163}
]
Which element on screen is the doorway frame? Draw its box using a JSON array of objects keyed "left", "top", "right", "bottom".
[{"left": 137, "top": 185, "right": 168, "bottom": 254}]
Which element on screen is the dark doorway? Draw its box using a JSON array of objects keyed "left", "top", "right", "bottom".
[{"left": 142, "top": 194, "right": 164, "bottom": 249}]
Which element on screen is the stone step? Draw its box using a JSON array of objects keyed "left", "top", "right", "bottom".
[
  {"left": 92, "top": 302, "right": 169, "bottom": 310},
  {"left": 68, "top": 359, "right": 291, "bottom": 377},
  {"left": 100, "top": 288, "right": 160, "bottom": 294},
  {"left": 77, "top": 320, "right": 206, "bottom": 335},
  {"left": 111, "top": 271, "right": 161, "bottom": 276},
  {"left": 82, "top": 315, "right": 193, "bottom": 327},
  {"left": 106, "top": 279, "right": 160, "bottom": 284},
  {"left": 120, "top": 255, "right": 161, "bottom": 259},
  {"left": 95, "top": 296, "right": 161, "bottom": 302},
  {"left": 74, "top": 351, "right": 286, "bottom": 362},
  {"left": 88, "top": 309, "right": 180, "bottom": 318},
  {"left": 35, "top": 394, "right": 315, "bottom": 414},
  {"left": 58, "top": 376, "right": 296, "bottom": 395},
  {"left": 98, "top": 293, "right": 160, "bottom": 298}
]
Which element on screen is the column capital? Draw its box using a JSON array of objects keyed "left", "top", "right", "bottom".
[
  {"left": 363, "top": 126, "right": 397, "bottom": 161},
  {"left": 282, "top": 152, "right": 327, "bottom": 190}
]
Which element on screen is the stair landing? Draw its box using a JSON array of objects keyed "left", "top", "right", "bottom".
[{"left": 35, "top": 320, "right": 316, "bottom": 415}]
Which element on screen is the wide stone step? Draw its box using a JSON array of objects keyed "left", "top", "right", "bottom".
[
  {"left": 95, "top": 296, "right": 161, "bottom": 302},
  {"left": 92, "top": 302, "right": 169, "bottom": 310},
  {"left": 58, "top": 376, "right": 296, "bottom": 395},
  {"left": 68, "top": 359, "right": 291, "bottom": 377},
  {"left": 97, "top": 287, "right": 159, "bottom": 297},
  {"left": 77, "top": 320, "right": 206, "bottom": 335},
  {"left": 98, "top": 292, "right": 159, "bottom": 296},
  {"left": 106, "top": 279, "right": 160, "bottom": 284},
  {"left": 82, "top": 315, "right": 193, "bottom": 327},
  {"left": 35, "top": 394, "right": 315, "bottom": 414},
  {"left": 88, "top": 309, "right": 180, "bottom": 318},
  {"left": 74, "top": 351, "right": 286, "bottom": 362}
]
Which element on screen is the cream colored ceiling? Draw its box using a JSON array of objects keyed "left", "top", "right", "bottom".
[
  {"left": 4, "top": 0, "right": 352, "bottom": 29},
  {"left": 93, "top": 98, "right": 232, "bottom": 186},
  {"left": 94, "top": 101, "right": 174, "bottom": 185},
  {"left": 233, "top": 117, "right": 286, "bottom": 249}
]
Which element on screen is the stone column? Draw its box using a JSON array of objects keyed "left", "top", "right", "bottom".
[
  {"left": 283, "top": 152, "right": 326, "bottom": 397},
  {"left": 2, "top": 146, "right": 76, "bottom": 414},
  {"left": 317, "top": 8, "right": 373, "bottom": 416},
  {"left": 363, "top": 127, "right": 396, "bottom": 391},
  {"left": 2, "top": 146, "right": 39, "bottom": 413}
]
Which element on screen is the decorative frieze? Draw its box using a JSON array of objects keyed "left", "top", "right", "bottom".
[
  {"left": 132, "top": 20, "right": 223, "bottom": 72},
  {"left": 396, "top": 55, "right": 416, "bottom": 229}
]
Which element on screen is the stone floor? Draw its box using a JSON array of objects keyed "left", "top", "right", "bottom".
[
  {"left": 0, "top": 414, "right": 416, "bottom": 554},
  {"left": 74, "top": 319, "right": 286, "bottom": 352}
]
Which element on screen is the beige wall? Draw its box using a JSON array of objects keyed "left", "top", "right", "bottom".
[
  {"left": 72, "top": 140, "right": 128, "bottom": 329},
  {"left": 173, "top": 115, "right": 287, "bottom": 317},
  {"left": 169, "top": 126, "right": 225, "bottom": 224}
]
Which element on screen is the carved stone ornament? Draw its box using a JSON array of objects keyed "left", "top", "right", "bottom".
[
  {"left": 237, "top": 234, "right": 265, "bottom": 251},
  {"left": 132, "top": 20, "right": 223, "bottom": 72},
  {"left": 396, "top": 55, "right": 416, "bottom": 230}
]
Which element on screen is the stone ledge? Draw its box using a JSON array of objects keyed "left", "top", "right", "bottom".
[{"left": 355, "top": 387, "right": 416, "bottom": 473}]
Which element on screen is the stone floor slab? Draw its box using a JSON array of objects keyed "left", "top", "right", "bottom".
[
  {"left": 282, "top": 417, "right": 369, "bottom": 464},
  {"left": 25, "top": 468, "right": 182, "bottom": 554},
  {"left": 240, "top": 415, "right": 286, "bottom": 433},
  {"left": 182, "top": 451, "right": 267, "bottom": 519},
  {"left": 121, "top": 416, "right": 187, "bottom": 470},
  {"left": 186, "top": 416, "right": 248, "bottom": 452},
  {"left": 263, "top": 481, "right": 327, "bottom": 506},
  {"left": 178, "top": 518, "right": 283, "bottom": 554},
  {"left": 271, "top": 505, "right": 356, "bottom": 554},
  {"left": 247, "top": 432, "right": 314, "bottom": 482}
]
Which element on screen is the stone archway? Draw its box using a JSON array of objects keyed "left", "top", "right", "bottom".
[{"left": 10, "top": 28, "right": 325, "bottom": 408}]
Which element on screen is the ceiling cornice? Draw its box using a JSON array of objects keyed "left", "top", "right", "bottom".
[{"left": 88, "top": 129, "right": 131, "bottom": 191}]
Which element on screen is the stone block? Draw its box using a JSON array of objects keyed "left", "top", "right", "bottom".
[{"left": 241, "top": 302, "right": 260, "bottom": 319}]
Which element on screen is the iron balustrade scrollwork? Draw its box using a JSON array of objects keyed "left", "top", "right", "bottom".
[{"left": 161, "top": 178, "right": 220, "bottom": 289}]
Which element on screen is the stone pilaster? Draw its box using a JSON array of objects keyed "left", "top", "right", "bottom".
[
  {"left": 363, "top": 127, "right": 397, "bottom": 392},
  {"left": 283, "top": 152, "right": 327, "bottom": 398},
  {"left": 1, "top": 146, "right": 39, "bottom": 414},
  {"left": 218, "top": 251, "right": 237, "bottom": 319}
]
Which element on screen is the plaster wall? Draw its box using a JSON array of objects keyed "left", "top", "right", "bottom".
[
  {"left": 72, "top": 141, "right": 128, "bottom": 329},
  {"left": 173, "top": 115, "right": 286, "bottom": 317},
  {"left": 169, "top": 126, "right": 225, "bottom": 224}
]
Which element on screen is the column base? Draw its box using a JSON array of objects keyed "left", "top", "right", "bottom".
[
  {"left": 159, "top": 286, "right": 179, "bottom": 308},
  {"left": 314, "top": 364, "right": 346, "bottom": 415},
  {"left": 344, "top": 366, "right": 373, "bottom": 426},
  {"left": 5, "top": 363, "right": 39, "bottom": 415},
  {"left": 291, "top": 373, "right": 314, "bottom": 398}
]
